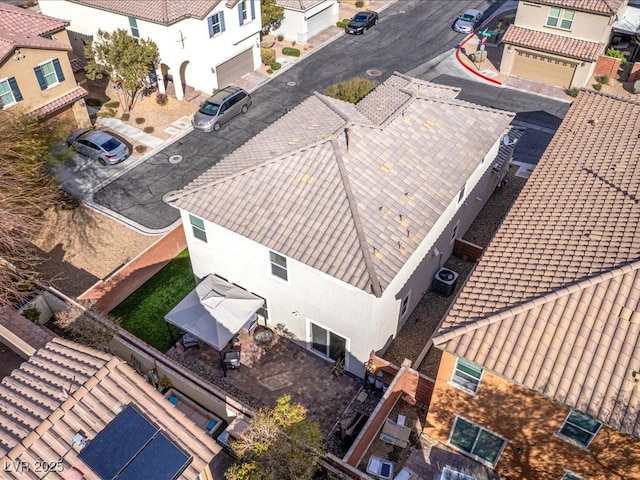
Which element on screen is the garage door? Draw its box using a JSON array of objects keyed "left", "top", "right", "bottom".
[
  {"left": 307, "top": 6, "right": 333, "bottom": 38},
  {"left": 511, "top": 50, "right": 577, "bottom": 88},
  {"left": 216, "top": 48, "right": 254, "bottom": 89}
]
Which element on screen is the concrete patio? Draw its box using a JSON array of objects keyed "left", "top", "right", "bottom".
[{"left": 167, "top": 327, "right": 362, "bottom": 436}]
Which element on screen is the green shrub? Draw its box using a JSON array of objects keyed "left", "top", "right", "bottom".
[
  {"left": 121, "top": 113, "right": 130, "bottom": 121},
  {"left": 104, "top": 100, "right": 120, "bottom": 108},
  {"left": 593, "top": 82, "right": 602, "bottom": 91},
  {"left": 85, "top": 97, "right": 103, "bottom": 108},
  {"left": 594, "top": 74, "right": 610, "bottom": 85},
  {"left": 143, "top": 126, "right": 154, "bottom": 133},
  {"left": 267, "top": 68, "right": 274, "bottom": 74},
  {"left": 271, "top": 62, "right": 282, "bottom": 71},
  {"left": 135, "top": 117, "right": 145, "bottom": 124},
  {"left": 337, "top": 18, "right": 351, "bottom": 28},
  {"left": 325, "top": 77, "right": 376, "bottom": 104},
  {"left": 356, "top": 0, "right": 364, "bottom": 7},
  {"left": 282, "top": 47, "right": 300, "bottom": 57},
  {"left": 567, "top": 87, "right": 580, "bottom": 97},
  {"left": 261, "top": 47, "right": 276, "bottom": 65},
  {"left": 22, "top": 306, "right": 41, "bottom": 322},
  {"left": 605, "top": 47, "right": 627, "bottom": 65}
]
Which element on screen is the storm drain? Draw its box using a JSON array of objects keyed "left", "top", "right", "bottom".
[
  {"left": 366, "top": 69, "right": 382, "bottom": 77},
  {"left": 169, "top": 154, "right": 183, "bottom": 164},
  {"left": 286, "top": 81, "right": 297, "bottom": 87}
]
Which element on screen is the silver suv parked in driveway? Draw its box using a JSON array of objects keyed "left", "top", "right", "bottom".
[{"left": 192, "top": 86, "right": 252, "bottom": 132}]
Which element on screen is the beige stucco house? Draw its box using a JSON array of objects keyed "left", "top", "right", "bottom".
[
  {"left": 426, "top": 90, "right": 640, "bottom": 480},
  {"left": 500, "top": 0, "right": 627, "bottom": 89},
  {"left": 0, "top": 3, "right": 90, "bottom": 128}
]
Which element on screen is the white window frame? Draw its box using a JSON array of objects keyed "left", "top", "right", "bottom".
[
  {"left": 189, "top": 214, "right": 207, "bottom": 242},
  {"left": 129, "top": 17, "right": 140, "bottom": 38},
  {"left": 0, "top": 78, "right": 17, "bottom": 108},
  {"left": 209, "top": 12, "right": 223, "bottom": 36},
  {"left": 269, "top": 250, "right": 288, "bottom": 282},
  {"left": 241, "top": 0, "right": 248, "bottom": 22},
  {"left": 448, "top": 416, "right": 507, "bottom": 467},
  {"left": 561, "top": 471, "right": 585, "bottom": 480},
  {"left": 546, "top": 6, "right": 575, "bottom": 30},
  {"left": 450, "top": 220, "right": 460, "bottom": 244},
  {"left": 39, "top": 60, "right": 62, "bottom": 88},
  {"left": 450, "top": 357, "right": 483, "bottom": 394},
  {"left": 400, "top": 291, "right": 410, "bottom": 318},
  {"left": 458, "top": 183, "right": 466, "bottom": 204},
  {"left": 558, "top": 410, "right": 601, "bottom": 448},
  {"left": 308, "top": 320, "right": 349, "bottom": 367}
]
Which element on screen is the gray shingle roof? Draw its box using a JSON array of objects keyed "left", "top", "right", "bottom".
[
  {"left": 168, "top": 73, "right": 514, "bottom": 296},
  {"left": 434, "top": 90, "right": 640, "bottom": 438}
]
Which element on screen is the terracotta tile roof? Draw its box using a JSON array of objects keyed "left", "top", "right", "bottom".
[
  {"left": 0, "top": 4, "right": 71, "bottom": 63},
  {"left": 65, "top": 0, "right": 222, "bottom": 25},
  {"left": 0, "top": 306, "right": 53, "bottom": 352},
  {"left": 277, "top": 0, "right": 326, "bottom": 11},
  {"left": 502, "top": 25, "right": 605, "bottom": 61},
  {"left": 434, "top": 91, "right": 640, "bottom": 438},
  {"left": 0, "top": 337, "right": 219, "bottom": 478},
  {"left": 536, "top": 0, "right": 624, "bottom": 15},
  {"left": 0, "top": 3, "right": 69, "bottom": 36},
  {"left": 70, "top": 56, "right": 86, "bottom": 72},
  {"left": 30, "top": 87, "right": 88, "bottom": 118},
  {"left": 168, "top": 74, "right": 513, "bottom": 296}
]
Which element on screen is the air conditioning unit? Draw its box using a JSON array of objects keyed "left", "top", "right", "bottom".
[{"left": 432, "top": 267, "right": 459, "bottom": 297}]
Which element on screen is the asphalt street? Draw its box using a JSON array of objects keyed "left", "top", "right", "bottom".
[{"left": 88, "top": 0, "right": 568, "bottom": 232}]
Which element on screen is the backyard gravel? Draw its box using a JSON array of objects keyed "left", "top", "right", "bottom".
[{"left": 383, "top": 167, "right": 528, "bottom": 378}]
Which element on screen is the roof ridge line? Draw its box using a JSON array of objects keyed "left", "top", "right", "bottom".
[
  {"left": 433, "top": 259, "right": 640, "bottom": 347},
  {"left": 313, "top": 92, "right": 356, "bottom": 123},
  {"left": 330, "top": 137, "right": 383, "bottom": 297},
  {"left": 391, "top": 71, "right": 461, "bottom": 93},
  {"left": 166, "top": 137, "right": 338, "bottom": 203}
]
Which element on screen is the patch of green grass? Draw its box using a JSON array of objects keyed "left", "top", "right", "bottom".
[{"left": 110, "top": 249, "right": 196, "bottom": 352}]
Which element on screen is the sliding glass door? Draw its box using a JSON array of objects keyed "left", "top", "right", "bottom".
[{"left": 310, "top": 322, "right": 347, "bottom": 363}]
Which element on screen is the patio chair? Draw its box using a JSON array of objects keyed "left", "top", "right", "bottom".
[
  {"left": 221, "top": 350, "right": 241, "bottom": 377},
  {"left": 366, "top": 455, "right": 394, "bottom": 479},
  {"left": 180, "top": 333, "right": 199, "bottom": 349}
]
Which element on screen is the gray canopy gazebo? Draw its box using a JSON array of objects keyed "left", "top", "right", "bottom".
[{"left": 165, "top": 274, "right": 264, "bottom": 351}]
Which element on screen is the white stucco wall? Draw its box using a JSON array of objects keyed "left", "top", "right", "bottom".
[
  {"left": 39, "top": 0, "right": 261, "bottom": 95},
  {"left": 176, "top": 137, "right": 504, "bottom": 377},
  {"left": 272, "top": 0, "right": 338, "bottom": 43}
]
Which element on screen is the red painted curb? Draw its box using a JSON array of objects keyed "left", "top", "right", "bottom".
[{"left": 456, "top": 34, "right": 502, "bottom": 85}]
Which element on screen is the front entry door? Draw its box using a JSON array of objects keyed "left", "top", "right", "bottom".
[{"left": 310, "top": 322, "right": 347, "bottom": 363}]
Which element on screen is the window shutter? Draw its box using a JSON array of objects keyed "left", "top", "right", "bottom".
[
  {"left": 250, "top": 0, "right": 255, "bottom": 20},
  {"left": 8, "top": 77, "right": 22, "bottom": 102},
  {"left": 208, "top": 16, "right": 214, "bottom": 37},
  {"left": 52, "top": 58, "right": 65, "bottom": 82},
  {"left": 220, "top": 11, "right": 225, "bottom": 32},
  {"left": 34, "top": 66, "right": 47, "bottom": 90},
  {"left": 238, "top": 3, "right": 244, "bottom": 25}
]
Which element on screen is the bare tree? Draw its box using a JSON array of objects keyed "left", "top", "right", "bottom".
[
  {"left": 53, "top": 303, "right": 121, "bottom": 353},
  {"left": 0, "top": 110, "right": 68, "bottom": 308}
]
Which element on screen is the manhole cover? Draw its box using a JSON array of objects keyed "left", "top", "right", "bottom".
[
  {"left": 254, "top": 327, "right": 275, "bottom": 347},
  {"left": 286, "top": 81, "right": 296, "bottom": 87},
  {"left": 169, "top": 154, "right": 183, "bottom": 164},
  {"left": 366, "top": 69, "right": 382, "bottom": 77}
]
